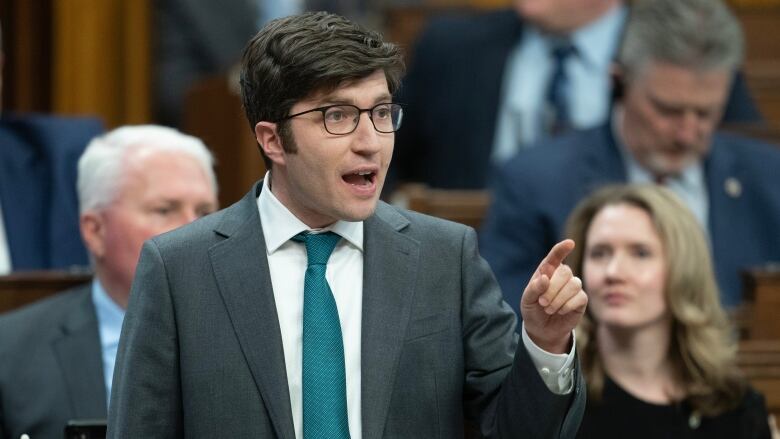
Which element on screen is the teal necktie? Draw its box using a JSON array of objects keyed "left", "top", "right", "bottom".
[{"left": 293, "top": 231, "right": 350, "bottom": 439}]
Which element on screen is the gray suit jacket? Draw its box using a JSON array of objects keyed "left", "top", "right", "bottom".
[
  {"left": 108, "top": 182, "right": 585, "bottom": 438},
  {"left": 0, "top": 284, "right": 107, "bottom": 439}
]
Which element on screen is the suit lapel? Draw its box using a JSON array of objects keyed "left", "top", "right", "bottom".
[
  {"left": 360, "top": 204, "right": 420, "bottom": 439},
  {"left": 209, "top": 185, "right": 295, "bottom": 439},
  {"left": 51, "top": 285, "right": 108, "bottom": 419}
]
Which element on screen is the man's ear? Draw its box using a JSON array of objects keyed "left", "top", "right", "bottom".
[
  {"left": 80, "top": 211, "right": 106, "bottom": 259},
  {"left": 255, "top": 121, "right": 286, "bottom": 167}
]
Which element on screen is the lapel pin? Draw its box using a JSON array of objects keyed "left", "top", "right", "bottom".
[
  {"left": 688, "top": 412, "right": 701, "bottom": 429},
  {"left": 724, "top": 177, "right": 741, "bottom": 198}
]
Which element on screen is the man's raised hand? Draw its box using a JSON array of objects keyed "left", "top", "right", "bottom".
[{"left": 520, "top": 239, "right": 588, "bottom": 353}]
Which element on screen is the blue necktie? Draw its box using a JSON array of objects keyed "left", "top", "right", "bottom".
[
  {"left": 546, "top": 41, "right": 576, "bottom": 135},
  {"left": 293, "top": 231, "right": 350, "bottom": 439}
]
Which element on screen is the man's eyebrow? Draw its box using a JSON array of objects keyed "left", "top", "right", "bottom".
[
  {"left": 314, "top": 93, "right": 394, "bottom": 107},
  {"left": 372, "top": 94, "right": 393, "bottom": 104},
  {"left": 647, "top": 93, "right": 679, "bottom": 110},
  {"left": 648, "top": 92, "right": 717, "bottom": 114}
]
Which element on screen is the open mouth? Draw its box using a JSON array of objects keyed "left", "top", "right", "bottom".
[{"left": 342, "top": 170, "right": 376, "bottom": 187}]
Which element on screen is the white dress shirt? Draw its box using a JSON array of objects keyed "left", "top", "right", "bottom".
[
  {"left": 257, "top": 173, "right": 575, "bottom": 439},
  {"left": 492, "top": 4, "right": 627, "bottom": 162},
  {"left": 0, "top": 200, "right": 11, "bottom": 275}
]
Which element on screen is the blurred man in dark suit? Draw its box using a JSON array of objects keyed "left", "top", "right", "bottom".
[
  {"left": 0, "top": 21, "right": 104, "bottom": 273},
  {"left": 480, "top": 0, "right": 780, "bottom": 316},
  {"left": 392, "top": 0, "right": 761, "bottom": 191}
]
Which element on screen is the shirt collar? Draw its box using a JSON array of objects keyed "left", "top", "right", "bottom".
[
  {"left": 257, "top": 172, "right": 364, "bottom": 254},
  {"left": 537, "top": 4, "right": 626, "bottom": 70},
  {"left": 572, "top": 5, "right": 626, "bottom": 69},
  {"left": 91, "top": 278, "right": 126, "bottom": 348}
]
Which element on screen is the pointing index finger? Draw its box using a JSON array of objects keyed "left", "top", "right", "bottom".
[{"left": 536, "top": 239, "right": 575, "bottom": 278}]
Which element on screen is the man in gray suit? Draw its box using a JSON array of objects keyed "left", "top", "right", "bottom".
[
  {"left": 109, "top": 12, "right": 587, "bottom": 438},
  {"left": 0, "top": 126, "right": 218, "bottom": 439}
]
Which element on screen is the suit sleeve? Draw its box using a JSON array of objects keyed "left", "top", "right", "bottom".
[
  {"left": 107, "top": 241, "right": 183, "bottom": 438},
  {"left": 460, "top": 227, "right": 585, "bottom": 438}
]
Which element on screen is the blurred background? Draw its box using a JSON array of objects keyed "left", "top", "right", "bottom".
[{"left": 1, "top": 0, "right": 779, "bottom": 208}]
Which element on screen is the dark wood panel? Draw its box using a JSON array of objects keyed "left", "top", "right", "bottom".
[
  {"left": 395, "top": 183, "right": 490, "bottom": 229},
  {"left": 738, "top": 339, "right": 780, "bottom": 420},
  {"left": 743, "top": 265, "right": 780, "bottom": 340},
  {"left": 0, "top": 270, "right": 92, "bottom": 314},
  {"left": 182, "top": 74, "right": 266, "bottom": 208},
  {"left": 0, "top": 0, "right": 53, "bottom": 112}
]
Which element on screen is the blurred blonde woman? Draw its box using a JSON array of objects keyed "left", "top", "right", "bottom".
[{"left": 566, "top": 184, "right": 772, "bottom": 438}]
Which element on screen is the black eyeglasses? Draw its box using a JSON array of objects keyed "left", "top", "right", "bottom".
[{"left": 280, "top": 103, "right": 404, "bottom": 135}]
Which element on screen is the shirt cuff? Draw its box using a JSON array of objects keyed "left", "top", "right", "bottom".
[{"left": 521, "top": 322, "right": 576, "bottom": 395}]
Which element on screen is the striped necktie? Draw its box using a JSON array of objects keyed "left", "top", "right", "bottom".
[{"left": 546, "top": 40, "right": 577, "bottom": 135}]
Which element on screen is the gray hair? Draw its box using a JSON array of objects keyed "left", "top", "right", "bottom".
[
  {"left": 617, "top": 0, "right": 744, "bottom": 78},
  {"left": 77, "top": 125, "right": 217, "bottom": 213}
]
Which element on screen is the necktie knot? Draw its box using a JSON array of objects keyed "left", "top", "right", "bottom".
[
  {"left": 293, "top": 231, "right": 341, "bottom": 266},
  {"left": 551, "top": 41, "right": 576, "bottom": 62}
]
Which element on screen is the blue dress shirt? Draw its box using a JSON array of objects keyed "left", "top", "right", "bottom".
[{"left": 91, "top": 279, "right": 126, "bottom": 404}]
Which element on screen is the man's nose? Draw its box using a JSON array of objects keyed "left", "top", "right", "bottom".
[
  {"left": 351, "top": 112, "right": 383, "bottom": 154},
  {"left": 675, "top": 111, "right": 701, "bottom": 146}
]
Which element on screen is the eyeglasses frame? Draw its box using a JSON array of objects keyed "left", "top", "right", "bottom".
[{"left": 278, "top": 102, "right": 404, "bottom": 135}]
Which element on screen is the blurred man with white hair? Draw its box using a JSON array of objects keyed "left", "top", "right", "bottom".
[{"left": 0, "top": 125, "right": 218, "bottom": 439}]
